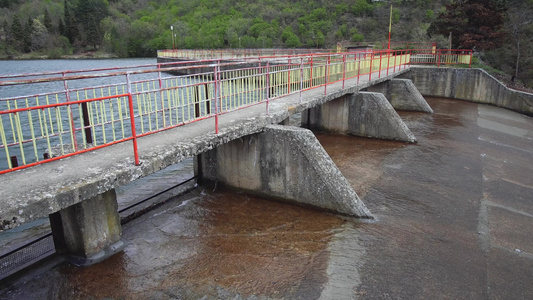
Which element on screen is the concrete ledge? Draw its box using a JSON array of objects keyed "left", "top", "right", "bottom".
[
  {"left": 401, "top": 67, "right": 533, "bottom": 116},
  {"left": 198, "top": 125, "right": 373, "bottom": 218},
  {"left": 350, "top": 92, "right": 417, "bottom": 143}
]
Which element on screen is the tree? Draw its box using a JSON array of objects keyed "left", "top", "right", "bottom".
[
  {"left": 429, "top": 0, "right": 508, "bottom": 50},
  {"left": 58, "top": 18, "right": 65, "bottom": 37},
  {"left": 75, "top": 0, "right": 109, "bottom": 48},
  {"left": 2, "top": 20, "right": 10, "bottom": 54},
  {"left": 505, "top": 0, "right": 533, "bottom": 80},
  {"left": 30, "top": 19, "right": 51, "bottom": 51},
  {"left": 10, "top": 14, "right": 23, "bottom": 51},
  {"left": 285, "top": 33, "right": 302, "bottom": 48},
  {"left": 43, "top": 8, "right": 53, "bottom": 33},
  {"left": 23, "top": 16, "right": 33, "bottom": 52},
  {"left": 64, "top": 0, "right": 79, "bottom": 44},
  {"left": 85, "top": 16, "right": 102, "bottom": 49}
]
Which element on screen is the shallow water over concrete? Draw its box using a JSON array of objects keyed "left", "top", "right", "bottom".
[{"left": 1, "top": 97, "right": 532, "bottom": 299}]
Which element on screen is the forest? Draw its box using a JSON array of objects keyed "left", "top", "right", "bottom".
[{"left": 0, "top": 0, "right": 532, "bottom": 87}]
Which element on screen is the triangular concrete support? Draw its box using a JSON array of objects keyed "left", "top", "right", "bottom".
[
  {"left": 366, "top": 78, "right": 433, "bottom": 113},
  {"left": 351, "top": 92, "right": 417, "bottom": 143},
  {"left": 302, "top": 92, "right": 417, "bottom": 143},
  {"left": 197, "top": 125, "right": 373, "bottom": 219}
]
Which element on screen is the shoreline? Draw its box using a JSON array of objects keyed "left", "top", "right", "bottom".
[{"left": 0, "top": 52, "right": 125, "bottom": 60}]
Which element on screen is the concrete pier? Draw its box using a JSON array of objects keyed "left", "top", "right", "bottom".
[
  {"left": 351, "top": 92, "right": 417, "bottom": 142},
  {"left": 49, "top": 189, "right": 124, "bottom": 266},
  {"left": 197, "top": 125, "right": 372, "bottom": 218},
  {"left": 302, "top": 92, "right": 417, "bottom": 143},
  {"left": 365, "top": 78, "right": 433, "bottom": 113}
]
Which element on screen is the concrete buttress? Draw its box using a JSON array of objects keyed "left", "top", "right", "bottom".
[
  {"left": 350, "top": 92, "right": 417, "bottom": 142},
  {"left": 365, "top": 78, "right": 433, "bottom": 113},
  {"left": 303, "top": 92, "right": 417, "bottom": 143},
  {"left": 197, "top": 125, "right": 373, "bottom": 218}
]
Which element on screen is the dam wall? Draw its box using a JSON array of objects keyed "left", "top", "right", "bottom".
[{"left": 400, "top": 67, "right": 533, "bottom": 116}]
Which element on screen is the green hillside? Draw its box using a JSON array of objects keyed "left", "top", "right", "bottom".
[{"left": 0, "top": 0, "right": 532, "bottom": 87}]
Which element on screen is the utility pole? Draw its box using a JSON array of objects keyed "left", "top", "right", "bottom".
[
  {"left": 170, "top": 25, "right": 175, "bottom": 50},
  {"left": 388, "top": 3, "right": 392, "bottom": 50}
]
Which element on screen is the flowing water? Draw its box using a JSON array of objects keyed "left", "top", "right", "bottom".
[{"left": 1, "top": 90, "right": 532, "bottom": 298}]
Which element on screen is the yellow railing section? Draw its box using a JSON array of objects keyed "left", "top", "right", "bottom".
[{"left": 409, "top": 49, "right": 472, "bottom": 66}]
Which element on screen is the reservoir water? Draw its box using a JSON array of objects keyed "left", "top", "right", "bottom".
[{"left": 0, "top": 60, "right": 532, "bottom": 299}]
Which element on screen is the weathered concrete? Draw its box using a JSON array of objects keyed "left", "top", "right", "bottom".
[
  {"left": 400, "top": 66, "right": 533, "bottom": 116},
  {"left": 197, "top": 125, "right": 372, "bottom": 218},
  {"left": 351, "top": 92, "right": 417, "bottom": 142},
  {"left": 365, "top": 78, "right": 434, "bottom": 113},
  {"left": 49, "top": 189, "right": 124, "bottom": 266},
  {"left": 302, "top": 94, "right": 352, "bottom": 133},
  {"left": 302, "top": 92, "right": 417, "bottom": 142}
]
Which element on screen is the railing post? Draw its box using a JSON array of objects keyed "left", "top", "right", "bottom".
[
  {"left": 357, "top": 53, "right": 361, "bottom": 85},
  {"left": 437, "top": 50, "right": 441, "bottom": 68},
  {"left": 342, "top": 53, "right": 346, "bottom": 89},
  {"left": 378, "top": 51, "right": 383, "bottom": 78},
  {"left": 309, "top": 57, "right": 314, "bottom": 88},
  {"left": 387, "top": 50, "right": 391, "bottom": 76},
  {"left": 325, "top": 55, "right": 330, "bottom": 95},
  {"left": 392, "top": 51, "right": 398, "bottom": 73},
  {"left": 214, "top": 64, "right": 219, "bottom": 133},
  {"left": 157, "top": 63, "right": 166, "bottom": 128},
  {"left": 266, "top": 61, "right": 270, "bottom": 115},
  {"left": 63, "top": 73, "right": 79, "bottom": 152},
  {"left": 287, "top": 58, "right": 292, "bottom": 94},
  {"left": 369, "top": 51, "right": 373, "bottom": 82},
  {"left": 126, "top": 73, "right": 140, "bottom": 166},
  {"left": 81, "top": 102, "right": 93, "bottom": 144},
  {"left": 300, "top": 58, "right": 304, "bottom": 103},
  {"left": 10, "top": 156, "right": 18, "bottom": 168}
]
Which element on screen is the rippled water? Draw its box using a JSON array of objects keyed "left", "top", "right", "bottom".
[{"left": 1, "top": 96, "right": 533, "bottom": 299}]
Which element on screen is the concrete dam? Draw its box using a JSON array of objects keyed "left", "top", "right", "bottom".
[{"left": 0, "top": 54, "right": 532, "bottom": 278}]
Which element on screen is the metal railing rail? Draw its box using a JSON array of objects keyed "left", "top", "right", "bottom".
[{"left": 1, "top": 48, "right": 471, "bottom": 174}]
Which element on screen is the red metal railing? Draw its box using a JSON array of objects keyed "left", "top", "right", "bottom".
[{"left": 1, "top": 48, "right": 470, "bottom": 174}]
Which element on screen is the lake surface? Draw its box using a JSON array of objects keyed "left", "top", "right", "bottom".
[
  {"left": 0, "top": 58, "right": 158, "bottom": 98},
  {"left": 0, "top": 58, "right": 157, "bottom": 75}
]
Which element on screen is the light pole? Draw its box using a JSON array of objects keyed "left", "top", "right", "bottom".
[
  {"left": 388, "top": 3, "right": 392, "bottom": 50},
  {"left": 170, "top": 25, "right": 175, "bottom": 50}
]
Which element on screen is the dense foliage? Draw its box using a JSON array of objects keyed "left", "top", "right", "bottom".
[
  {"left": 0, "top": 0, "right": 445, "bottom": 57},
  {"left": 0, "top": 0, "right": 532, "bottom": 86},
  {"left": 429, "top": 0, "right": 508, "bottom": 50}
]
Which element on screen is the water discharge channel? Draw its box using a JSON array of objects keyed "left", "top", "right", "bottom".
[{"left": 1, "top": 96, "right": 532, "bottom": 299}]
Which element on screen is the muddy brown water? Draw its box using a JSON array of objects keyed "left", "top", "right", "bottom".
[{"left": 1, "top": 97, "right": 532, "bottom": 299}]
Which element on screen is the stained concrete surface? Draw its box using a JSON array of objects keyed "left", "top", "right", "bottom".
[{"left": 1, "top": 97, "right": 532, "bottom": 299}]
